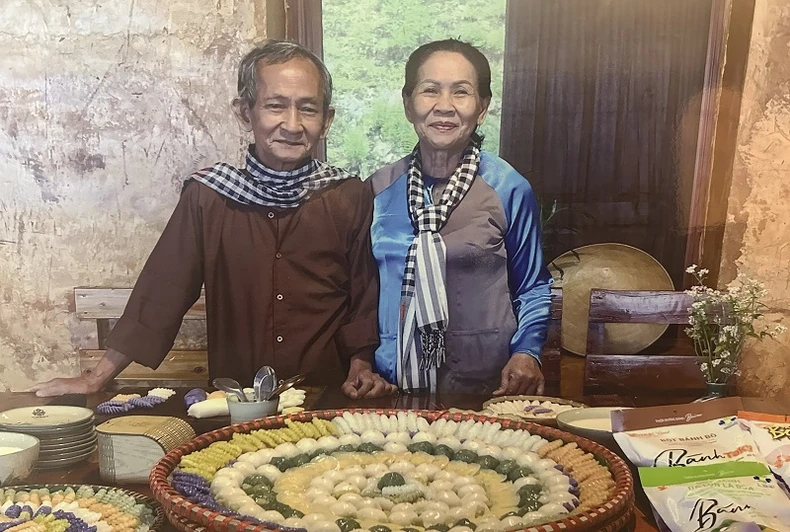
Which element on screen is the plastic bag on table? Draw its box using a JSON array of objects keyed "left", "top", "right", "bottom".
[{"left": 640, "top": 461, "right": 790, "bottom": 532}]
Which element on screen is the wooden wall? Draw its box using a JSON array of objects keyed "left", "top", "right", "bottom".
[{"left": 501, "top": 0, "right": 713, "bottom": 286}]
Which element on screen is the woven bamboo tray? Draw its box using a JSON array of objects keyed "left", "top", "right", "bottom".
[
  {"left": 167, "top": 512, "right": 206, "bottom": 531},
  {"left": 482, "top": 396, "right": 588, "bottom": 427},
  {"left": 151, "top": 409, "right": 635, "bottom": 532},
  {"left": 10, "top": 483, "right": 165, "bottom": 531}
]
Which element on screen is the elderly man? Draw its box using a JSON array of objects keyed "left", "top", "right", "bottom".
[{"left": 31, "top": 40, "right": 396, "bottom": 399}]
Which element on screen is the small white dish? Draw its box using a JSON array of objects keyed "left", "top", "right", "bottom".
[
  {"left": 0, "top": 431, "right": 40, "bottom": 485},
  {"left": 35, "top": 450, "right": 95, "bottom": 469},
  {"left": 40, "top": 434, "right": 98, "bottom": 453},
  {"left": 0, "top": 406, "right": 94, "bottom": 430},
  {"left": 35, "top": 426, "right": 96, "bottom": 444},
  {"left": 40, "top": 443, "right": 97, "bottom": 460},
  {"left": 556, "top": 407, "right": 630, "bottom": 446}
]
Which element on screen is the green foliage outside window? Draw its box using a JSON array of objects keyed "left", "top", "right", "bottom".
[{"left": 323, "top": 0, "right": 506, "bottom": 177}]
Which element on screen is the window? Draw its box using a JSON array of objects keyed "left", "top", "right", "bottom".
[{"left": 321, "top": 0, "right": 506, "bottom": 177}]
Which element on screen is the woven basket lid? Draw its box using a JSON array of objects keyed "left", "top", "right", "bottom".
[{"left": 96, "top": 415, "right": 195, "bottom": 452}]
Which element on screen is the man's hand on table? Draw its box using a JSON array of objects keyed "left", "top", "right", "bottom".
[
  {"left": 493, "top": 352, "right": 545, "bottom": 396},
  {"left": 342, "top": 355, "right": 398, "bottom": 399},
  {"left": 26, "top": 347, "right": 131, "bottom": 397},
  {"left": 26, "top": 372, "right": 104, "bottom": 397}
]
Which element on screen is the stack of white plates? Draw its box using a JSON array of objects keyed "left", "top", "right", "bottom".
[{"left": 0, "top": 406, "right": 96, "bottom": 469}]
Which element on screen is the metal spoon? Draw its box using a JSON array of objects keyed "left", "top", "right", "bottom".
[
  {"left": 253, "top": 366, "right": 276, "bottom": 402},
  {"left": 277, "top": 373, "right": 306, "bottom": 390},
  {"left": 260, "top": 373, "right": 276, "bottom": 402},
  {"left": 266, "top": 374, "right": 306, "bottom": 400},
  {"left": 212, "top": 377, "right": 247, "bottom": 402}
]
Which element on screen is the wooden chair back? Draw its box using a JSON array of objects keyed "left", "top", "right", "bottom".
[
  {"left": 74, "top": 287, "right": 209, "bottom": 387},
  {"left": 539, "top": 288, "right": 562, "bottom": 396},
  {"left": 584, "top": 289, "right": 705, "bottom": 394}
]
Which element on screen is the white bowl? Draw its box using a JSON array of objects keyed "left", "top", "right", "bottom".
[
  {"left": 0, "top": 431, "right": 40, "bottom": 485},
  {"left": 556, "top": 407, "right": 629, "bottom": 447},
  {"left": 227, "top": 395, "right": 279, "bottom": 424}
]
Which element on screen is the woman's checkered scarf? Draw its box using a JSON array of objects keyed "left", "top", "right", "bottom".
[
  {"left": 190, "top": 146, "right": 353, "bottom": 208},
  {"left": 397, "top": 142, "right": 481, "bottom": 392}
]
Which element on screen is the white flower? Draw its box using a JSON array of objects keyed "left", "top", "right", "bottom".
[{"left": 684, "top": 267, "right": 776, "bottom": 377}]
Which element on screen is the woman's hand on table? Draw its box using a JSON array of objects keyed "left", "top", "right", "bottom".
[
  {"left": 493, "top": 353, "right": 545, "bottom": 396},
  {"left": 342, "top": 356, "right": 398, "bottom": 399}
]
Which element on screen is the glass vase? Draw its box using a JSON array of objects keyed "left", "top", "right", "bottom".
[{"left": 694, "top": 381, "right": 729, "bottom": 402}]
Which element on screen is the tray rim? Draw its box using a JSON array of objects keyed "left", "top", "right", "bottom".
[
  {"left": 151, "top": 408, "right": 634, "bottom": 532},
  {"left": 164, "top": 509, "right": 635, "bottom": 532}
]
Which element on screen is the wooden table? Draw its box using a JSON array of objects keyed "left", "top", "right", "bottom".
[{"left": 2, "top": 389, "right": 786, "bottom": 531}]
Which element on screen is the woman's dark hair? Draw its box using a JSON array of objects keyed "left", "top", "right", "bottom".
[
  {"left": 402, "top": 39, "right": 492, "bottom": 101},
  {"left": 402, "top": 39, "right": 491, "bottom": 147}
]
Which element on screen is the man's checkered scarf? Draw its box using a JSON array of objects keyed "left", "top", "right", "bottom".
[
  {"left": 397, "top": 142, "right": 481, "bottom": 392},
  {"left": 190, "top": 146, "right": 354, "bottom": 208}
]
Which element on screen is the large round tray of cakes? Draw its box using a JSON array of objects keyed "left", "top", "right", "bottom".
[{"left": 151, "top": 409, "right": 634, "bottom": 532}]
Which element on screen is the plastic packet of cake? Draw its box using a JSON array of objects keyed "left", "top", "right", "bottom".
[
  {"left": 611, "top": 397, "right": 765, "bottom": 468},
  {"left": 640, "top": 461, "right": 790, "bottom": 532},
  {"left": 738, "top": 411, "right": 790, "bottom": 493}
]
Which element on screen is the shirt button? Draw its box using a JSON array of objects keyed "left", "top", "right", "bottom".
[
  {"left": 276, "top": 335, "right": 283, "bottom": 343},
  {"left": 276, "top": 294, "right": 283, "bottom": 301},
  {"left": 268, "top": 212, "right": 275, "bottom": 219},
  {"left": 275, "top": 252, "right": 282, "bottom": 259}
]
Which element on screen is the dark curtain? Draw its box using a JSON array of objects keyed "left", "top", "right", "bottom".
[{"left": 500, "top": 0, "right": 713, "bottom": 286}]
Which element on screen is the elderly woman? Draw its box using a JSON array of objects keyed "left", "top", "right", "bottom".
[{"left": 369, "top": 39, "right": 553, "bottom": 395}]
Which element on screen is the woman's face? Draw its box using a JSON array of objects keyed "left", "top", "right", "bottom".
[{"left": 404, "top": 51, "right": 490, "bottom": 154}]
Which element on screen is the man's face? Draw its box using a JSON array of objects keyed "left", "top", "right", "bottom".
[{"left": 236, "top": 58, "right": 334, "bottom": 171}]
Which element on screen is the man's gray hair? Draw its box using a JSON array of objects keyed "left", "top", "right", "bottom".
[{"left": 237, "top": 40, "right": 333, "bottom": 113}]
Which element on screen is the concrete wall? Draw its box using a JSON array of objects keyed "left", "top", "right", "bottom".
[
  {"left": 0, "top": 0, "right": 267, "bottom": 390},
  {"left": 721, "top": 0, "right": 790, "bottom": 403}
]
